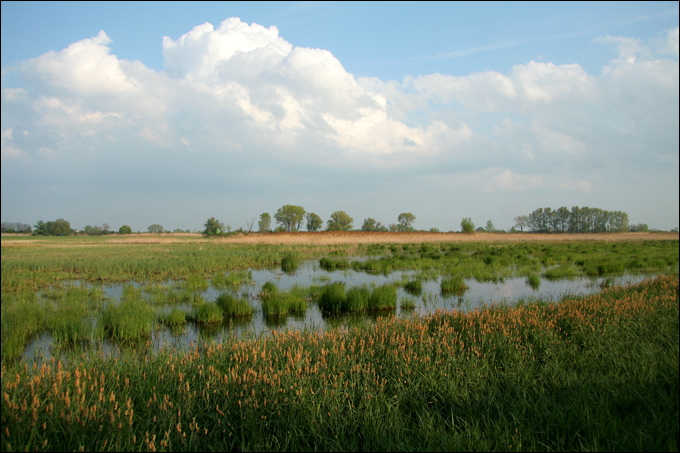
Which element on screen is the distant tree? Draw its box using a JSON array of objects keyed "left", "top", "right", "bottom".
[
  {"left": 147, "top": 224, "right": 164, "bottom": 234},
  {"left": 460, "top": 217, "right": 475, "bottom": 234},
  {"left": 118, "top": 225, "right": 133, "bottom": 234},
  {"left": 203, "top": 217, "right": 225, "bottom": 236},
  {"left": 476, "top": 227, "right": 486, "bottom": 232},
  {"left": 306, "top": 213, "right": 323, "bottom": 231},
  {"left": 513, "top": 214, "right": 529, "bottom": 233},
  {"left": 629, "top": 223, "right": 649, "bottom": 232},
  {"left": 258, "top": 213, "right": 271, "bottom": 233},
  {"left": 485, "top": 220, "right": 495, "bottom": 232},
  {"left": 84, "top": 225, "right": 104, "bottom": 236},
  {"left": 33, "top": 219, "right": 71, "bottom": 236},
  {"left": 388, "top": 223, "right": 399, "bottom": 232},
  {"left": 245, "top": 218, "right": 255, "bottom": 233},
  {"left": 361, "top": 218, "right": 384, "bottom": 232},
  {"left": 429, "top": 227, "right": 440, "bottom": 233},
  {"left": 102, "top": 223, "right": 111, "bottom": 233},
  {"left": 1, "top": 222, "right": 31, "bottom": 233},
  {"left": 327, "top": 211, "right": 354, "bottom": 231},
  {"left": 275, "top": 205, "right": 306, "bottom": 232},
  {"left": 397, "top": 213, "right": 416, "bottom": 231}
]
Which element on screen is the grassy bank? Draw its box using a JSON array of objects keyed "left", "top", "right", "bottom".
[{"left": 2, "top": 275, "right": 678, "bottom": 451}]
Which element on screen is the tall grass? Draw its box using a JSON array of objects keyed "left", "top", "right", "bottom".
[
  {"left": 1, "top": 276, "right": 676, "bottom": 451},
  {"left": 441, "top": 275, "right": 469, "bottom": 295},
  {"left": 260, "top": 282, "right": 307, "bottom": 317},
  {"left": 100, "top": 299, "right": 155, "bottom": 343},
  {"left": 215, "top": 293, "right": 253, "bottom": 317}
]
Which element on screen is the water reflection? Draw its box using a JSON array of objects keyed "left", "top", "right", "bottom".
[{"left": 22, "top": 257, "right": 655, "bottom": 362}]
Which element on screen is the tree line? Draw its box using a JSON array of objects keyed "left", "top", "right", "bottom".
[
  {"left": 4, "top": 204, "right": 670, "bottom": 237},
  {"left": 514, "top": 206, "right": 633, "bottom": 234},
  {"left": 203, "top": 206, "right": 419, "bottom": 236}
]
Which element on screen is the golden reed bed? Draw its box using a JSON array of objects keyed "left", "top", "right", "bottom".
[{"left": 3, "top": 231, "right": 677, "bottom": 247}]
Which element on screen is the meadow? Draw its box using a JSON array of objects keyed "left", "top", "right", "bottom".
[{"left": 1, "top": 232, "right": 678, "bottom": 451}]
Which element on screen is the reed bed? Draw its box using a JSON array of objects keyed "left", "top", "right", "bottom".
[{"left": 3, "top": 276, "right": 676, "bottom": 451}]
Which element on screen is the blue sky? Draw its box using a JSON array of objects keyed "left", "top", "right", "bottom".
[{"left": 2, "top": 1, "right": 678, "bottom": 232}]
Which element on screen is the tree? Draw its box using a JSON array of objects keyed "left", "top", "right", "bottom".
[
  {"left": 275, "top": 205, "right": 306, "bottom": 232},
  {"left": 147, "top": 224, "right": 164, "bottom": 234},
  {"left": 397, "top": 213, "right": 416, "bottom": 231},
  {"left": 306, "top": 213, "right": 323, "bottom": 231},
  {"left": 203, "top": 217, "right": 225, "bottom": 236},
  {"left": 514, "top": 215, "right": 529, "bottom": 232},
  {"left": 327, "top": 211, "right": 353, "bottom": 231},
  {"left": 34, "top": 219, "right": 71, "bottom": 236},
  {"left": 1, "top": 222, "right": 31, "bottom": 233},
  {"left": 485, "top": 220, "right": 494, "bottom": 232},
  {"left": 258, "top": 213, "right": 271, "bottom": 233},
  {"left": 361, "top": 218, "right": 381, "bottom": 231},
  {"left": 460, "top": 217, "right": 475, "bottom": 234},
  {"left": 243, "top": 218, "right": 254, "bottom": 233},
  {"left": 84, "top": 225, "right": 104, "bottom": 236}
]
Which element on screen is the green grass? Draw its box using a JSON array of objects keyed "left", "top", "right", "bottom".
[
  {"left": 260, "top": 282, "right": 307, "bottom": 317},
  {"left": 100, "top": 299, "right": 155, "bottom": 342},
  {"left": 2, "top": 276, "right": 677, "bottom": 451},
  {"left": 215, "top": 293, "right": 253, "bottom": 317},
  {"left": 441, "top": 275, "right": 469, "bottom": 295},
  {"left": 160, "top": 308, "right": 186, "bottom": 327},
  {"left": 281, "top": 254, "right": 299, "bottom": 272},
  {"left": 192, "top": 302, "right": 223, "bottom": 324}
]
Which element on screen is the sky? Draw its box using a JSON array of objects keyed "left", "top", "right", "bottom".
[{"left": 1, "top": 1, "right": 678, "bottom": 232}]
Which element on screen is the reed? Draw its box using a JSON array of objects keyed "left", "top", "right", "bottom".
[{"left": 1, "top": 276, "right": 676, "bottom": 452}]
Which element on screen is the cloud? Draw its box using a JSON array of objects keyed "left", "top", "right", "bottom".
[{"left": 1, "top": 18, "right": 678, "bottom": 230}]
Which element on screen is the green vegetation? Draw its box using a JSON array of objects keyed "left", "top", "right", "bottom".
[
  {"left": 118, "top": 224, "right": 133, "bottom": 234},
  {"left": 306, "top": 213, "right": 323, "bottom": 232},
  {"left": 2, "top": 276, "right": 677, "bottom": 451},
  {"left": 327, "top": 210, "right": 354, "bottom": 231},
  {"left": 440, "top": 275, "right": 469, "bottom": 295},
  {"left": 280, "top": 254, "right": 298, "bottom": 272},
  {"left": 260, "top": 282, "right": 307, "bottom": 317},
  {"left": 33, "top": 219, "right": 72, "bottom": 236},
  {"left": 274, "top": 205, "right": 306, "bottom": 232},
  {"left": 461, "top": 217, "right": 475, "bottom": 234},
  {"left": 519, "top": 206, "right": 629, "bottom": 233},
  {"left": 100, "top": 298, "right": 155, "bottom": 343},
  {"left": 215, "top": 294, "right": 253, "bottom": 317},
  {"left": 203, "top": 216, "right": 226, "bottom": 236}
]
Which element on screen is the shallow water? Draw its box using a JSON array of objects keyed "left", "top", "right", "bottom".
[{"left": 22, "top": 257, "right": 654, "bottom": 362}]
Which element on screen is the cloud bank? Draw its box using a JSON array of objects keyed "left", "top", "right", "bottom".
[{"left": 1, "top": 18, "right": 678, "bottom": 230}]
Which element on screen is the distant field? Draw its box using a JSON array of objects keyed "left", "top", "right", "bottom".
[{"left": 2, "top": 230, "right": 678, "bottom": 247}]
